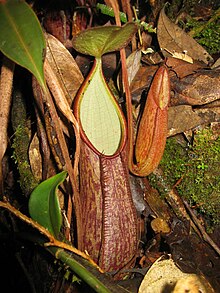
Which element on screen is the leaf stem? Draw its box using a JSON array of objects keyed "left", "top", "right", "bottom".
[{"left": 96, "top": 3, "right": 156, "bottom": 33}]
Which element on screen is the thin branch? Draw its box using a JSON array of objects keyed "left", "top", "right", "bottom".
[
  {"left": 183, "top": 199, "right": 220, "bottom": 257},
  {"left": 152, "top": 167, "right": 203, "bottom": 237},
  {"left": 0, "top": 200, "right": 103, "bottom": 271},
  {"left": 44, "top": 59, "right": 81, "bottom": 182},
  {"left": 108, "top": 0, "right": 135, "bottom": 172},
  {"left": 43, "top": 59, "right": 82, "bottom": 246},
  {"left": 0, "top": 57, "right": 15, "bottom": 193}
]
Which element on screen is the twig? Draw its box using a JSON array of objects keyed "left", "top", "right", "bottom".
[
  {"left": 183, "top": 199, "right": 220, "bottom": 257},
  {"left": 43, "top": 60, "right": 82, "bottom": 243},
  {"left": 0, "top": 57, "right": 15, "bottom": 194},
  {"left": 0, "top": 200, "right": 104, "bottom": 272},
  {"left": 152, "top": 167, "right": 203, "bottom": 238}
]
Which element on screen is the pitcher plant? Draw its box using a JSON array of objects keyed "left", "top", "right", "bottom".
[{"left": 72, "top": 22, "right": 170, "bottom": 275}]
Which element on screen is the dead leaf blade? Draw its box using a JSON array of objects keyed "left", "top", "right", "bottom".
[
  {"left": 45, "top": 33, "right": 83, "bottom": 104},
  {"left": 157, "top": 7, "right": 213, "bottom": 64}
]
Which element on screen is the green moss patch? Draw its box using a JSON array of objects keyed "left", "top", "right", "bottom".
[{"left": 150, "top": 127, "right": 220, "bottom": 228}]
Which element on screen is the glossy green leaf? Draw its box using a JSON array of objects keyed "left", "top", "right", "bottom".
[
  {"left": 75, "top": 58, "right": 126, "bottom": 156},
  {"left": 0, "top": 0, "right": 46, "bottom": 91},
  {"left": 29, "top": 171, "right": 67, "bottom": 238},
  {"left": 72, "top": 22, "right": 137, "bottom": 58}
]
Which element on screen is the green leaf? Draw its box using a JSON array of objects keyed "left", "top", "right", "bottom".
[
  {"left": 28, "top": 171, "right": 67, "bottom": 238},
  {"left": 72, "top": 22, "right": 137, "bottom": 58},
  {"left": 0, "top": 0, "right": 46, "bottom": 91},
  {"left": 75, "top": 58, "right": 126, "bottom": 156}
]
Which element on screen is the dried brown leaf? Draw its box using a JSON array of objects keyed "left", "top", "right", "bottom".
[
  {"left": 126, "top": 49, "right": 142, "bottom": 85},
  {"left": 45, "top": 33, "right": 83, "bottom": 104},
  {"left": 130, "top": 66, "right": 158, "bottom": 101},
  {"left": 170, "top": 70, "right": 220, "bottom": 106},
  {"left": 29, "top": 133, "right": 42, "bottom": 180},
  {"left": 151, "top": 218, "right": 171, "bottom": 234},
  {"left": 157, "top": 7, "right": 213, "bottom": 65},
  {"left": 168, "top": 105, "right": 202, "bottom": 136},
  {"left": 138, "top": 257, "right": 214, "bottom": 293},
  {"left": 165, "top": 57, "right": 204, "bottom": 79}
]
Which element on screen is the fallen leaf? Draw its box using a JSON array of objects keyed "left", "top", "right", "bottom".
[
  {"left": 170, "top": 69, "right": 220, "bottom": 106},
  {"left": 126, "top": 49, "right": 142, "bottom": 85},
  {"left": 165, "top": 57, "right": 204, "bottom": 79},
  {"left": 194, "top": 107, "right": 220, "bottom": 125},
  {"left": 138, "top": 256, "right": 213, "bottom": 293},
  {"left": 29, "top": 133, "right": 42, "bottom": 180},
  {"left": 211, "top": 57, "right": 220, "bottom": 69},
  {"left": 157, "top": 7, "right": 213, "bottom": 65},
  {"left": 167, "top": 105, "right": 220, "bottom": 136},
  {"left": 168, "top": 105, "right": 202, "bottom": 136},
  {"left": 130, "top": 65, "right": 158, "bottom": 103},
  {"left": 45, "top": 33, "right": 83, "bottom": 104},
  {"left": 151, "top": 217, "right": 171, "bottom": 234}
]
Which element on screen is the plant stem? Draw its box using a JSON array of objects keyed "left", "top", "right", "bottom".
[
  {"left": 49, "top": 247, "right": 112, "bottom": 293},
  {"left": 96, "top": 3, "right": 156, "bottom": 33},
  {"left": 0, "top": 201, "right": 132, "bottom": 292}
]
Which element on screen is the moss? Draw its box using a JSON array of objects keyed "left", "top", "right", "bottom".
[
  {"left": 11, "top": 91, "right": 39, "bottom": 196},
  {"left": 12, "top": 125, "right": 39, "bottom": 196},
  {"left": 185, "top": 15, "right": 220, "bottom": 55},
  {"left": 150, "top": 127, "right": 220, "bottom": 228}
]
